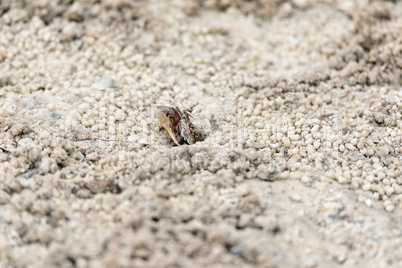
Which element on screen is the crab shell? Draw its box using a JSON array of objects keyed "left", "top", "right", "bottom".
[
  {"left": 158, "top": 106, "right": 198, "bottom": 146},
  {"left": 158, "top": 108, "right": 181, "bottom": 146},
  {"left": 178, "top": 117, "right": 198, "bottom": 145}
]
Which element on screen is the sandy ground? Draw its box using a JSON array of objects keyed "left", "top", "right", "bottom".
[{"left": 0, "top": 0, "right": 401, "bottom": 267}]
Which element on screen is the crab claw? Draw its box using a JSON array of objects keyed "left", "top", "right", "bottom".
[{"left": 159, "top": 112, "right": 181, "bottom": 146}]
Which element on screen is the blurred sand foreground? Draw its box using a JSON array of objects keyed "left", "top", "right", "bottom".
[{"left": 0, "top": 0, "right": 401, "bottom": 267}]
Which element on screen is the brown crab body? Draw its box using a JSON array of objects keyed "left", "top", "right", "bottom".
[{"left": 158, "top": 106, "right": 198, "bottom": 146}]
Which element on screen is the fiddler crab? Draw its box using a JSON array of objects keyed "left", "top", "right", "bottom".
[{"left": 158, "top": 106, "right": 198, "bottom": 146}]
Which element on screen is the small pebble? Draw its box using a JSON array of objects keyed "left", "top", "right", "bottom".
[
  {"left": 290, "top": 134, "right": 300, "bottom": 141},
  {"left": 365, "top": 199, "right": 372, "bottom": 207},
  {"left": 92, "top": 77, "right": 119, "bottom": 90},
  {"left": 290, "top": 194, "right": 301, "bottom": 202},
  {"left": 76, "top": 189, "right": 92, "bottom": 199},
  {"left": 301, "top": 176, "right": 311, "bottom": 183},
  {"left": 385, "top": 205, "right": 395, "bottom": 212}
]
